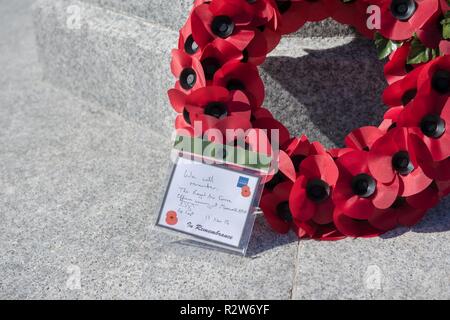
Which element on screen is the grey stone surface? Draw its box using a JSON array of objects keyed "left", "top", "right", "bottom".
[
  {"left": 33, "top": 0, "right": 178, "bottom": 137},
  {"left": 1, "top": 0, "right": 299, "bottom": 299},
  {"left": 81, "top": 0, "right": 355, "bottom": 37},
  {"left": 4, "top": 0, "right": 450, "bottom": 300},
  {"left": 292, "top": 199, "right": 450, "bottom": 299}
]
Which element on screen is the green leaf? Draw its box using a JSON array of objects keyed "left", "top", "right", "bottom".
[
  {"left": 407, "top": 36, "right": 439, "bottom": 64},
  {"left": 441, "top": 11, "right": 450, "bottom": 39},
  {"left": 374, "top": 32, "right": 403, "bottom": 60}
]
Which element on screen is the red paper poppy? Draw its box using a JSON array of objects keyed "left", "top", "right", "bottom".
[
  {"left": 345, "top": 126, "right": 385, "bottom": 151},
  {"left": 437, "top": 179, "right": 450, "bottom": 197},
  {"left": 243, "top": 127, "right": 276, "bottom": 156},
  {"left": 295, "top": 219, "right": 345, "bottom": 241},
  {"left": 191, "top": 3, "right": 256, "bottom": 51},
  {"left": 368, "top": 127, "right": 433, "bottom": 197},
  {"left": 378, "top": 0, "right": 440, "bottom": 41},
  {"left": 272, "top": 0, "right": 307, "bottom": 35},
  {"left": 260, "top": 181, "right": 295, "bottom": 233},
  {"left": 328, "top": 148, "right": 354, "bottom": 159},
  {"left": 251, "top": 116, "right": 291, "bottom": 147},
  {"left": 284, "top": 135, "right": 327, "bottom": 166},
  {"left": 369, "top": 182, "right": 439, "bottom": 230},
  {"left": 409, "top": 133, "right": 450, "bottom": 181},
  {"left": 264, "top": 135, "right": 325, "bottom": 190},
  {"left": 378, "top": 106, "right": 404, "bottom": 132},
  {"left": 333, "top": 209, "right": 384, "bottom": 238},
  {"left": 178, "top": 18, "right": 202, "bottom": 58},
  {"left": 242, "top": 28, "right": 270, "bottom": 65},
  {"left": 213, "top": 60, "right": 265, "bottom": 108},
  {"left": 184, "top": 86, "right": 252, "bottom": 134},
  {"left": 170, "top": 49, "right": 206, "bottom": 93},
  {"left": 289, "top": 154, "right": 339, "bottom": 224},
  {"left": 416, "top": 8, "right": 443, "bottom": 48},
  {"left": 251, "top": 107, "right": 274, "bottom": 121},
  {"left": 383, "top": 64, "right": 423, "bottom": 108},
  {"left": 258, "top": 23, "right": 282, "bottom": 53},
  {"left": 416, "top": 55, "right": 450, "bottom": 107},
  {"left": 398, "top": 93, "right": 450, "bottom": 161},
  {"left": 384, "top": 42, "right": 415, "bottom": 85},
  {"left": 333, "top": 150, "right": 400, "bottom": 222},
  {"left": 199, "top": 40, "right": 243, "bottom": 82}
]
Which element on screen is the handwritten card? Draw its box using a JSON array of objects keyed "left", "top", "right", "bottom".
[{"left": 157, "top": 156, "right": 261, "bottom": 249}]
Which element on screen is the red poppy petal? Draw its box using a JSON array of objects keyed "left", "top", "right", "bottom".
[
  {"left": 252, "top": 117, "right": 291, "bottom": 146},
  {"left": 300, "top": 154, "right": 339, "bottom": 185},
  {"left": 345, "top": 126, "right": 385, "bottom": 151},
  {"left": 397, "top": 207, "right": 428, "bottom": 227},
  {"left": 334, "top": 210, "right": 383, "bottom": 238},
  {"left": 369, "top": 209, "right": 399, "bottom": 231},
  {"left": 406, "top": 184, "right": 440, "bottom": 210},
  {"left": 278, "top": 150, "right": 296, "bottom": 183},
  {"left": 398, "top": 166, "right": 433, "bottom": 197},
  {"left": 342, "top": 195, "right": 375, "bottom": 220},
  {"left": 372, "top": 175, "right": 400, "bottom": 209},
  {"left": 168, "top": 89, "right": 187, "bottom": 113},
  {"left": 368, "top": 132, "right": 399, "bottom": 183},
  {"left": 313, "top": 200, "right": 334, "bottom": 225},
  {"left": 260, "top": 193, "right": 290, "bottom": 234}
]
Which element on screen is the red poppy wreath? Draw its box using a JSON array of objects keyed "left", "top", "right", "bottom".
[{"left": 167, "top": 0, "right": 450, "bottom": 240}]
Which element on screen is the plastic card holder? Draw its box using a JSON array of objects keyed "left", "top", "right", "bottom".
[{"left": 155, "top": 135, "right": 271, "bottom": 256}]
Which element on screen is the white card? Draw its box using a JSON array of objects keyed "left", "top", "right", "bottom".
[{"left": 157, "top": 156, "right": 260, "bottom": 248}]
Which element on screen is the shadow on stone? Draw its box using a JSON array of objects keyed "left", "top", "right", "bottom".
[
  {"left": 261, "top": 37, "right": 387, "bottom": 148},
  {"left": 246, "top": 215, "right": 298, "bottom": 257}
]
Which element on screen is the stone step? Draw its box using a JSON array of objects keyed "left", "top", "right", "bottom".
[
  {"left": 33, "top": 0, "right": 385, "bottom": 148},
  {"left": 33, "top": 0, "right": 179, "bottom": 136},
  {"left": 80, "top": 0, "right": 355, "bottom": 37}
]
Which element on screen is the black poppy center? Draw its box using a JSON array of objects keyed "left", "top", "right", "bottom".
[
  {"left": 351, "top": 174, "right": 377, "bottom": 198},
  {"left": 291, "top": 155, "right": 306, "bottom": 170},
  {"left": 180, "top": 68, "right": 196, "bottom": 90},
  {"left": 265, "top": 171, "right": 285, "bottom": 191},
  {"left": 201, "top": 58, "right": 221, "bottom": 81},
  {"left": 431, "top": 70, "right": 450, "bottom": 94},
  {"left": 227, "top": 79, "right": 246, "bottom": 91},
  {"left": 420, "top": 114, "right": 446, "bottom": 138},
  {"left": 183, "top": 108, "right": 191, "bottom": 125},
  {"left": 390, "top": 197, "right": 406, "bottom": 209},
  {"left": 204, "top": 102, "right": 228, "bottom": 119},
  {"left": 242, "top": 49, "right": 249, "bottom": 63},
  {"left": 184, "top": 35, "right": 199, "bottom": 55},
  {"left": 276, "top": 201, "right": 293, "bottom": 222},
  {"left": 211, "top": 16, "right": 235, "bottom": 39},
  {"left": 390, "top": 0, "right": 416, "bottom": 21},
  {"left": 306, "top": 179, "right": 330, "bottom": 203},
  {"left": 276, "top": 0, "right": 292, "bottom": 14},
  {"left": 401, "top": 89, "right": 417, "bottom": 106},
  {"left": 392, "top": 151, "right": 414, "bottom": 175}
]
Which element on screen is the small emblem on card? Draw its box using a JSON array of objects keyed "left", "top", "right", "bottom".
[
  {"left": 241, "top": 185, "right": 251, "bottom": 198},
  {"left": 165, "top": 211, "right": 178, "bottom": 225},
  {"left": 237, "top": 176, "right": 249, "bottom": 188}
]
